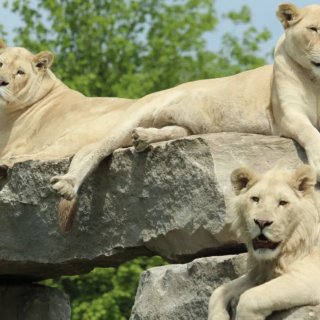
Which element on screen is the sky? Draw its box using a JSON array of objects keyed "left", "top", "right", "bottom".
[{"left": 0, "top": 0, "right": 319, "bottom": 61}]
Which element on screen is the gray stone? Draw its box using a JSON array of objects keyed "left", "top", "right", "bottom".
[
  {"left": 0, "top": 284, "right": 70, "bottom": 320},
  {"left": 271, "top": 306, "right": 320, "bottom": 320},
  {"left": 0, "top": 133, "right": 306, "bottom": 278},
  {"left": 130, "top": 254, "right": 247, "bottom": 320},
  {"left": 130, "top": 254, "right": 320, "bottom": 320}
]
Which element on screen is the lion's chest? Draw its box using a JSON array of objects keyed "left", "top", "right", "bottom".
[{"left": 0, "top": 108, "right": 46, "bottom": 159}]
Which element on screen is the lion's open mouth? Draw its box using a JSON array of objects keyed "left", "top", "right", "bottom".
[
  {"left": 311, "top": 60, "right": 320, "bottom": 67},
  {"left": 252, "top": 234, "right": 281, "bottom": 250}
]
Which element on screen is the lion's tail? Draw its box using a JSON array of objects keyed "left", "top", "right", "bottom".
[{"left": 58, "top": 198, "right": 78, "bottom": 233}]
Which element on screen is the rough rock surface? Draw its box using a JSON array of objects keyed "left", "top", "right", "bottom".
[
  {"left": 0, "top": 133, "right": 306, "bottom": 278},
  {"left": 130, "top": 254, "right": 320, "bottom": 320},
  {"left": 130, "top": 254, "right": 247, "bottom": 320},
  {"left": 0, "top": 284, "right": 70, "bottom": 320}
]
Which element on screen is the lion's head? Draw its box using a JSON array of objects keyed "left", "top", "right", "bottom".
[
  {"left": 0, "top": 40, "right": 55, "bottom": 113},
  {"left": 229, "top": 165, "right": 320, "bottom": 263},
  {"left": 277, "top": 3, "right": 320, "bottom": 73}
]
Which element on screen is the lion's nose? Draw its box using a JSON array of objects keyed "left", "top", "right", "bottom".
[{"left": 254, "top": 219, "right": 273, "bottom": 229}]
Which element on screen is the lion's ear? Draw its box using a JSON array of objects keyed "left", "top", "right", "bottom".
[
  {"left": 277, "top": 3, "right": 301, "bottom": 28},
  {"left": 33, "top": 51, "right": 54, "bottom": 71},
  {"left": 231, "top": 167, "right": 259, "bottom": 195},
  {"left": 0, "top": 39, "right": 7, "bottom": 50},
  {"left": 291, "top": 165, "right": 316, "bottom": 195}
]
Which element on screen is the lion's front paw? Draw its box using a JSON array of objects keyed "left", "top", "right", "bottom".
[
  {"left": 131, "top": 127, "right": 151, "bottom": 152},
  {"left": 50, "top": 175, "right": 76, "bottom": 200},
  {"left": 236, "top": 293, "right": 265, "bottom": 320},
  {"left": 0, "top": 165, "right": 8, "bottom": 180}
]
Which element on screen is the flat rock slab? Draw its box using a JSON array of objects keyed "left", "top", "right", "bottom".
[
  {"left": 0, "top": 133, "right": 306, "bottom": 279},
  {"left": 130, "top": 254, "right": 320, "bottom": 320},
  {"left": 0, "top": 284, "right": 70, "bottom": 320}
]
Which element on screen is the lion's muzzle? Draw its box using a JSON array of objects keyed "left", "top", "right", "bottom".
[{"left": 253, "top": 234, "right": 281, "bottom": 250}]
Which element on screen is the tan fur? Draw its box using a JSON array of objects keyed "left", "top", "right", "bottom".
[
  {"left": 58, "top": 198, "right": 77, "bottom": 233},
  {"left": 208, "top": 165, "right": 320, "bottom": 320},
  {"left": 0, "top": 43, "right": 134, "bottom": 231},
  {"left": 272, "top": 4, "right": 320, "bottom": 181},
  {"left": 49, "top": 3, "right": 320, "bottom": 216},
  {"left": 0, "top": 47, "right": 134, "bottom": 163}
]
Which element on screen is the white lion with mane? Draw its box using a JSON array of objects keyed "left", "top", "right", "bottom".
[{"left": 208, "top": 165, "right": 320, "bottom": 320}]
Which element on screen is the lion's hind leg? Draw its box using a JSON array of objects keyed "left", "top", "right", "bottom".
[{"left": 131, "top": 125, "right": 191, "bottom": 152}]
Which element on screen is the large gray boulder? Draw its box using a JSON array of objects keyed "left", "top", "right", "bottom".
[
  {"left": 0, "top": 285, "right": 70, "bottom": 320},
  {"left": 130, "top": 254, "right": 320, "bottom": 320},
  {"left": 0, "top": 133, "right": 305, "bottom": 279},
  {"left": 130, "top": 254, "right": 247, "bottom": 320}
]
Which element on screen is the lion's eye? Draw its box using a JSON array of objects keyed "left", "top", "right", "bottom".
[
  {"left": 251, "top": 196, "right": 260, "bottom": 203},
  {"left": 309, "top": 26, "right": 318, "bottom": 32},
  {"left": 0, "top": 62, "right": 3, "bottom": 67},
  {"left": 279, "top": 200, "right": 288, "bottom": 206},
  {"left": 17, "top": 69, "right": 25, "bottom": 75}
]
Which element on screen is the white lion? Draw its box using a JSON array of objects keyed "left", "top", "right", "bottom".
[
  {"left": 0, "top": 44, "right": 134, "bottom": 164},
  {"left": 0, "top": 41, "right": 134, "bottom": 230},
  {"left": 208, "top": 165, "right": 320, "bottom": 320},
  {"left": 50, "top": 3, "right": 320, "bottom": 209}
]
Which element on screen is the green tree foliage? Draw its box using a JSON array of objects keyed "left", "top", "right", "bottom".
[
  {"left": 4, "top": 0, "right": 218, "bottom": 97},
  {"left": 217, "top": 6, "right": 272, "bottom": 75},
  {"left": 2, "top": 0, "right": 271, "bottom": 98},
  {"left": 0, "top": 1, "right": 272, "bottom": 319},
  {"left": 44, "top": 256, "right": 165, "bottom": 320}
]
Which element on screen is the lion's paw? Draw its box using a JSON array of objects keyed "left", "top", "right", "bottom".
[
  {"left": 131, "top": 127, "right": 151, "bottom": 152},
  {"left": 50, "top": 175, "right": 76, "bottom": 200}
]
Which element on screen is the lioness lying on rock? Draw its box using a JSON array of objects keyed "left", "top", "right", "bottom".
[
  {"left": 49, "top": 3, "right": 320, "bottom": 220},
  {"left": 208, "top": 165, "right": 320, "bottom": 320},
  {"left": 0, "top": 41, "right": 134, "bottom": 230},
  {"left": 0, "top": 45, "right": 134, "bottom": 163}
]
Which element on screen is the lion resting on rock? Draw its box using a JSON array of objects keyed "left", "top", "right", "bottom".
[
  {"left": 0, "top": 41, "right": 134, "bottom": 230},
  {"left": 49, "top": 3, "right": 320, "bottom": 219},
  {"left": 208, "top": 165, "right": 320, "bottom": 320},
  {"left": 0, "top": 44, "right": 133, "bottom": 164}
]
